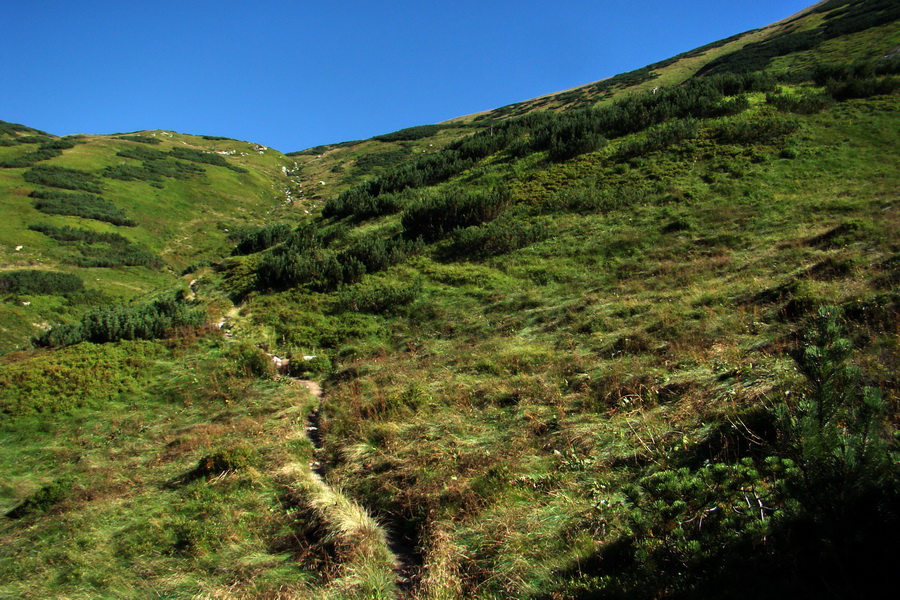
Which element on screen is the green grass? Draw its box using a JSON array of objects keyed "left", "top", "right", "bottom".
[
  {"left": 1, "top": 3, "right": 899, "bottom": 598},
  {"left": 0, "top": 333, "right": 359, "bottom": 599},
  {"left": 0, "top": 130, "right": 307, "bottom": 352},
  {"left": 228, "top": 81, "right": 898, "bottom": 598}
]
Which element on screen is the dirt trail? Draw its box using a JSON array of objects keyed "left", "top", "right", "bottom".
[
  {"left": 213, "top": 307, "right": 419, "bottom": 594},
  {"left": 288, "top": 371, "right": 420, "bottom": 597}
]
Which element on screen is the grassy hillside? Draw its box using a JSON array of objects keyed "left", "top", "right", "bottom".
[
  {"left": 0, "top": 127, "right": 303, "bottom": 352},
  {"left": 1, "top": 1, "right": 898, "bottom": 598}
]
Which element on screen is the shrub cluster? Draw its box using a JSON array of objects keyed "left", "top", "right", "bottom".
[
  {"left": 323, "top": 188, "right": 409, "bottom": 221},
  {"left": 812, "top": 60, "right": 900, "bottom": 100},
  {"left": 231, "top": 222, "right": 294, "bottom": 255},
  {"left": 713, "top": 117, "right": 799, "bottom": 145},
  {"left": 765, "top": 90, "right": 833, "bottom": 114},
  {"left": 448, "top": 213, "right": 549, "bottom": 258},
  {"left": 30, "top": 189, "right": 136, "bottom": 226},
  {"left": 697, "top": 0, "right": 900, "bottom": 76},
  {"left": 373, "top": 124, "right": 445, "bottom": 142},
  {"left": 104, "top": 158, "right": 205, "bottom": 186},
  {"left": 339, "top": 276, "right": 422, "bottom": 314},
  {"left": 114, "top": 134, "right": 161, "bottom": 144},
  {"left": 34, "top": 293, "right": 206, "bottom": 346},
  {"left": 615, "top": 118, "right": 701, "bottom": 160},
  {"left": 351, "top": 148, "right": 412, "bottom": 175},
  {"left": 169, "top": 147, "right": 248, "bottom": 173},
  {"left": 0, "top": 120, "right": 47, "bottom": 137},
  {"left": 116, "top": 145, "right": 167, "bottom": 161},
  {"left": 28, "top": 223, "right": 162, "bottom": 268},
  {"left": 328, "top": 72, "right": 770, "bottom": 222},
  {"left": 106, "top": 145, "right": 247, "bottom": 185},
  {"left": 0, "top": 270, "right": 84, "bottom": 295},
  {"left": 255, "top": 225, "right": 421, "bottom": 292},
  {"left": 23, "top": 164, "right": 102, "bottom": 194},
  {"left": 401, "top": 187, "right": 510, "bottom": 242},
  {"left": 0, "top": 138, "right": 80, "bottom": 168}
]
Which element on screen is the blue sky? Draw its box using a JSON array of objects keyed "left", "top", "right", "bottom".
[{"left": 2, "top": 1, "right": 813, "bottom": 152}]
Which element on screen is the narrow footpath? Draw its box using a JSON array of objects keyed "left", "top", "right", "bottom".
[{"left": 279, "top": 358, "right": 422, "bottom": 597}]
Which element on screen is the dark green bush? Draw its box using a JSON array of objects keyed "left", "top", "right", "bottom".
[
  {"left": 323, "top": 187, "right": 405, "bottom": 220},
  {"left": 255, "top": 249, "right": 361, "bottom": 292},
  {"left": 103, "top": 163, "right": 162, "bottom": 183},
  {"left": 548, "top": 126, "right": 607, "bottom": 162},
  {"left": 402, "top": 187, "right": 510, "bottom": 241},
  {"left": 23, "top": 165, "right": 102, "bottom": 193},
  {"left": 116, "top": 145, "right": 167, "bottom": 161},
  {"left": 169, "top": 147, "right": 248, "bottom": 173},
  {"left": 31, "top": 189, "right": 136, "bottom": 226},
  {"left": 253, "top": 220, "right": 420, "bottom": 292},
  {"left": 763, "top": 305, "right": 900, "bottom": 599},
  {"left": 0, "top": 120, "right": 47, "bottom": 137},
  {"left": 826, "top": 75, "right": 899, "bottom": 100},
  {"left": 339, "top": 276, "right": 423, "bottom": 314},
  {"left": 28, "top": 223, "right": 161, "bottom": 268},
  {"left": 447, "top": 213, "right": 549, "bottom": 258},
  {"left": 713, "top": 117, "right": 799, "bottom": 145},
  {"left": 104, "top": 158, "right": 205, "bottom": 185},
  {"left": 34, "top": 293, "right": 206, "bottom": 347},
  {"left": 0, "top": 270, "right": 84, "bottom": 295},
  {"left": 373, "top": 124, "right": 444, "bottom": 142},
  {"left": 615, "top": 118, "right": 699, "bottom": 160},
  {"left": 12, "top": 135, "right": 53, "bottom": 145},
  {"left": 231, "top": 223, "right": 293, "bottom": 255},
  {"left": 114, "top": 134, "right": 161, "bottom": 144},
  {"left": 225, "top": 343, "right": 277, "bottom": 379},
  {"left": 341, "top": 233, "right": 423, "bottom": 274},
  {"left": 0, "top": 138, "right": 80, "bottom": 168},
  {"left": 352, "top": 148, "right": 413, "bottom": 175},
  {"left": 286, "top": 354, "right": 333, "bottom": 377}
]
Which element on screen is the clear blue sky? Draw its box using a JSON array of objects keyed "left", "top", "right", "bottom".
[{"left": 1, "top": 1, "right": 814, "bottom": 152}]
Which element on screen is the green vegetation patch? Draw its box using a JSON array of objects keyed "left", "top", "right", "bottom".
[
  {"left": 5, "top": 476, "right": 77, "bottom": 519},
  {"left": 698, "top": 0, "right": 900, "bottom": 76},
  {"left": 0, "top": 138, "right": 82, "bottom": 168},
  {"left": 0, "top": 270, "right": 84, "bottom": 295},
  {"left": 169, "top": 146, "right": 248, "bottom": 173},
  {"left": 0, "top": 120, "right": 49, "bottom": 138},
  {"left": 34, "top": 293, "right": 206, "bottom": 347},
  {"left": 28, "top": 223, "right": 162, "bottom": 268},
  {"left": 231, "top": 222, "right": 293, "bottom": 255},
  {"left": 23, "top": 164, "right": 102, "bottom": 194},
  {"left": 30, "top": 189, "right": 136, "bottom": 226},
  {"left": 113, "top": 134, "right": 161, "bottom": 144},
  {"left": 373, "top": 124, "right": 447, "bottom": 142},
  {"left": 0, "top": 340, "right": 159, "bottom": 414}
]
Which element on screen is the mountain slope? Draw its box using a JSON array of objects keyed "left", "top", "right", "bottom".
[
  {"left": 1, "top": 1, "right": 898, "bottom": 598},
  {"left": 0, "top": 127, "right": 304, "bottom": 352}
]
